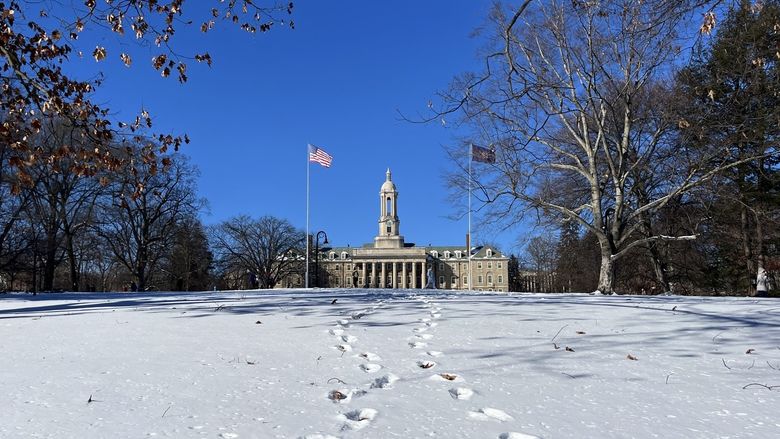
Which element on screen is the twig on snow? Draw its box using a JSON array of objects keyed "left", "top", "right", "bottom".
[
  {"left": 747, "top": 360, "right": 755, "bottom": 370},
  {"left": 722, "top": 358, "right": 732, "bottom": 370},
  {"left": 161, "top": 405, "right": 172, "bottom": 418},
  {"left": 712, "top": 332, "right": 723, "bottom": 343},
  {"left": 742, "top": 383, "right": 779, "bottom": 390},
  {"left": 767, "top": 361, "right": 778, "bottom": 371},
  {"left": 561, "top": 372, "right": 576, "bottom": 379},
  {"left": 665, "top": 374, "right": 672, "bottom": 384},
  {"left": 551, "top": 324, "right": 568, "bottom": 342},
  {"left": 327, "top": 377, "right": 347, "bottom": 385}
]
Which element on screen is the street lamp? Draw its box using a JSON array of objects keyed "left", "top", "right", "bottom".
[{"left": 314, "top": 230, "right": 329, "bottom": 288}]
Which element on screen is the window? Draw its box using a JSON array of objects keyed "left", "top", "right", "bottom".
[
  {"left": 455, "top": 251, "right": 462, "bottom": 258},
  {"left": 346, "top": 264, "right": 352, "bottom": 270},
  {"left": 341, "top": 252, "right": 348, "bottom": 260},
  {"left": 451, "top": 276, "right": 457, "bottom": 285},
  {"left": 329, "top": 252, "right": 335, "bottom": 260},
  {"left": 478, "top": 275, "right": 483, "bottom": 284},
  {"left": 487, "top": 262, "right": 492, "bottom": 269},
  {"left": 335, "top": 265, "right": 340, "bottom": 271},
  {"left": 444, "top": 251, "right": 451, "bottom": 259},
  {"left": 486, "top": 249, "right": 493, "bottom": 257},
  {"left": 498, "top": 262, "right": 502, "bottom": 269},
  {"left": 439, "top": 263, "right": 444, "bottom": 270},
  {"left": 439, "top": 276, "right": 445, "bottom": 285},
  {"left": 431, "top": 251, "right": 439, "bottom": 258},
  {"left": 464, "top": 276, "right": 468, "bottom": 285},
  {"left": 477, "top": 262, "right": 482, "bottom": 269},
  {"left": 498, "top": 275, "right": 503, "bottom": 284},
  {"left": 488, "top": 274, "right": 493, "bottom": 284}
]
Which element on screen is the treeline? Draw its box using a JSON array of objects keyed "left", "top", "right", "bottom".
[{"left": 0, "top": 121, "right": 311, "bottom": 293}]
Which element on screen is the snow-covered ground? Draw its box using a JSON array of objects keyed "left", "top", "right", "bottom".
[{"left": 1, "top": 289, "right": 779, "bottom": 438}]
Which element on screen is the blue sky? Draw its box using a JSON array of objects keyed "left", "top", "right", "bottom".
[{"left": 76, "top": 1, "right": 527, "bottom": 253}]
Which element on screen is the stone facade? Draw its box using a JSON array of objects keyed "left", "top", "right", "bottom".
[{"left": 282, "top": 169, "right": 509, "bottom": 292}]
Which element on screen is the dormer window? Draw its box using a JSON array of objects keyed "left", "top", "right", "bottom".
[
  {"left": 455, "top": 251, "right": 462, "bottom": 258},
  {"left": 486, "top": 249, "right": 493, "bottom": 257},
  {"left": 341, "top": 252, "right": 348, "bottom": 260},
  {"left": 444, "top": 251, "right": 451, "bottom": 259},
  {"left": 431, "top": 251, "right": 439, "bottom": 258},
  {"left": 329, "top": 252, "right": 336, "bottom": 260}
]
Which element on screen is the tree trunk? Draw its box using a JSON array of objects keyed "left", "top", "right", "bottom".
[
  {"left": 42, "top": 215, "right": 58, "bottom": 291},
  {"left": 65, "top": 232, "right": 79, "bottom": 291},
  {"left": 597, "top": 247, "right": 615, "bottom": 294},
  {"left": 740, "top": 205, "right": 754, "bottom": 294},
  {"left": 648, "top": 242, "right": 670, "bottom": 293}
]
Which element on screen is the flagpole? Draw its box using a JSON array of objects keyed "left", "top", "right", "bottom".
[
  {"left": 305, "top": 145, "right": 310, "bottom": 289},
  {"left": 468, "top": 144, "right": 473, "bottom": 292}
]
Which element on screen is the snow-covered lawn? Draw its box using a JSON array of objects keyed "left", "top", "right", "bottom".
[{"left": 1, "top": 290, "right": 779, "bottom": 438}]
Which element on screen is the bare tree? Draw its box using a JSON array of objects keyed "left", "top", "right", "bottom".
[
  {"left": 435, "top": 0, "right": 756, "bottom": 293},
  {"left": 210, "top": 215, "right": 304, "bottom": 289},
  {"left": 96, "top": 149, "right": 202, "bottom": 291}
]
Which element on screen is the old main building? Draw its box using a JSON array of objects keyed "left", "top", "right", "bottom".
[{"left": 284, "top": 169, "right": 509, "bottom": 292}]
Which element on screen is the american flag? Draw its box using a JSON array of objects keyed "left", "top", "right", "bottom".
[{"left": 308, "top": 144, "right": 333, "bottom": 168}]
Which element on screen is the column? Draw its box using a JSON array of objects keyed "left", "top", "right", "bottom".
[
  {"left": 380, "top": 262, "right": 386, "bottom": 288},
  {"left": 392, "top": 262, "right": 398, "bottom": 288},
  {"left": 402, "top": 262, "right": 407, "bottom": 289},
  {"left": 370, "top": 262, "right": 375, "bottom": 288},
  {"left": 411, "top": 261, "right": 417, "bottom": 288}
]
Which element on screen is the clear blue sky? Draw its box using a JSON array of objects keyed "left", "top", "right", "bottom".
[{"left": 77, "top": 1, "right": 528, "bottom": 254}]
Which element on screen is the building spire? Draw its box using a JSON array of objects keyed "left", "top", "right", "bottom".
[{"left": 386, "top": 167, "right": 392, "bottom": 181}]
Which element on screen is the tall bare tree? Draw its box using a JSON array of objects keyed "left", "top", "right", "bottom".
[
  {"left": 96, "top": 149, "right": 202, "bottom": 291},
  {"left": 435, "top": 0, "right": 755, "bottom": 293},
  {"left": 210, "top": 215, "right": 304, "bottom": 289}
]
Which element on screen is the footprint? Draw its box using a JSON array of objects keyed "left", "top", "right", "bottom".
[
  {"left": 467, "top": 408, "right": 513, "bottom": 422},
  {"left": 499, "top": 433, "right": 541, "bottom": 439},
  {"left": 335, "top": 344, "right": 353, "bottom": 352},
  {"left": 426, "top": 351, "right": 444, "bottom": 357},
  {"left": 417, "top": 360, "right": 436, "bottom": 369},
  {"left": 419, "top": 318, "right": 431, "bottom": 323},
  {"left": 448, "top": 387, "right": 474, "bottom": 400},
  {"left": 430, "top": 313, "right": 442, "bottom": 319},
  {"left": 430, "top": 373, "right": 463, "bottom": 382},
  {"left": 415, "top": 333, "right": 434, "bottom": 340},
  {"left": 337, "top": 319, "right": 349, "bottom": 326},
  {"left": 328, "top": 389, "right": 353, "bottom": 404},
  {"left": 219, "top": 434, "right": 239, "bottom": 439},
  {"left": 426, "top": 322, "right": 438, "bottom": 328},
  {"left": 370, "top": 374, "right": 399, "bottom": 389},
  {"left": 300, "top": 435, "right": 340, "bottom": 439},
  {"left": 409, "top": 341, "right": 427, "bottom": 349},
  {"left": 359, "top": 363, "right": 382, "bottom": 373},
  {"left": 413, "top": 326, "right": 429, "bottom": 333},
  {"left": 329, "top": 328, "right": 344, "bottom": 336},
  {"left": 341, "top": 335, "right": 358, "bottom": 343},
  {"left": 339, "top": 408, "right": 378, "bottom": 431},
  {"left": 358, "top": 352, "right": 382, "bottom": 362}
]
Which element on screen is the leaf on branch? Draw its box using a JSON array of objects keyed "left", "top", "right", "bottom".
[
  {"left": 700, "top": 12, "right": 716, "bottom": 35},
  {"left": 746, "top": 348, "right": 756, "bottom": 354},
  {"left": 565, "top": 346, "right": 574, "bottom": 352},
  {"left": 120, "top": 53, "right": 132, "bottom": 67},
  {"left": 93, "top": 46, "right": 107, "bottom": 62},
  {"left": 627, "top": 354, "right": 638, "bottom": 361}
]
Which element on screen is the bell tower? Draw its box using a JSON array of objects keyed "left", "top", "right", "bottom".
[{"left": 374, "top": 168, "right": 405, "bottom": 249}]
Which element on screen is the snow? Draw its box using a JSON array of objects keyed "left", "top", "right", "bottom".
[{"left": 1, "top": 289, "right": 779, "bottom": 438}]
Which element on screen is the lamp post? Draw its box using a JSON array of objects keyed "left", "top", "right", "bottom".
[{"left": 314, "top": 230, "right": 329, "bottom": 288}]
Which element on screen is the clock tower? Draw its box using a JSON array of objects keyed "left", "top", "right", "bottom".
[{"left": 374, "top": 168, "right": 405, "bottom": 249}]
